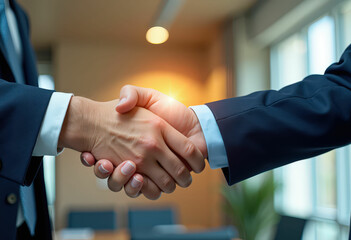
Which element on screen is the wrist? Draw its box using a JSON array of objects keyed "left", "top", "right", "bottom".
[
  {"left": 194, "top": 121, "right": 208, "bottom": 159},
  {"left": 58, "top": 96, "right": 96, "bottom": 152},
  {"left": 189, "top": 110, "right": 208, "bottom": 159}
]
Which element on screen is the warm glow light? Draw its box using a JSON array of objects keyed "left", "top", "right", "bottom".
[
  {"left": 167, "top": 95, "right": 176, "bottom": 103},
  {"left": 146, "top": 26, "right": 169, "bottom": 44},
  {"left": 99, "top": 71, "right": 209, "bottom": 106}
]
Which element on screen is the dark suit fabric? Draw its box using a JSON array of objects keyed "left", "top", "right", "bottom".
[
  {"left": 0, "top": 1, "right": 54, "bottom": 239},
  {"left": 207, "top": 44, "right": 351, "bottom": 186}
]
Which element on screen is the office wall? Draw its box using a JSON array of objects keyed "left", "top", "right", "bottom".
[
  {"left": 54, "top": 40, "right": 227, "bottom": 230},
  {"left": 247, "top": 0, "right": 344, "bottom": 46},
  {"left": 232, "top": 17, "right": 270, "bottom": 96}
]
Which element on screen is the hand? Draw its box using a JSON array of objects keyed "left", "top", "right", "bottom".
[
  {"left": 116, "top": 85, "right": 207, "bottom": 157},
  {"left": 88, "top": 85, "right": 208, "bottom": 198},
  {"left": 59, "top": 96, "right": 204, "bottom": 196},
  {"left": 80, "top": 154, "right": 144, "bottom": 198},
  {"left": 80, "top": 153, "right": 162, "bottom": 199}
]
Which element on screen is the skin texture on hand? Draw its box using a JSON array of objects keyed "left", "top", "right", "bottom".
[
  {"left": 59, "top": 96, "right": 204, "bottom": 196},
  {"left": 83, "top": 85, "right": 208, "bottom": 199},
  {"left": 116, "top": 85, "right": 208, "bottom": 158}
]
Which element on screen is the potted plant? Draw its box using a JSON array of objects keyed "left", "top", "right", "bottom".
[{"left": 221, "top": 172, "right": 279, "bottom": 240}]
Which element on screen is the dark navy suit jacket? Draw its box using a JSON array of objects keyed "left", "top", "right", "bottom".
[
  {"left": 207, "top": 44, "right": 351, "bottom": 186},
  {"left": 0, "top": 1, "right": 54, "bottom": 239},
  {"left": 2, "top": 1, "right": 351, "bottom": 239}
]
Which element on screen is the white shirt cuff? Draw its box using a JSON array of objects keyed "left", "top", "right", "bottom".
[
  {"left": 32, "top": 92, "right": 73, "bottom": 156},
  {"left": 189, "top": 105, "right": 229, "bottom": 169}
]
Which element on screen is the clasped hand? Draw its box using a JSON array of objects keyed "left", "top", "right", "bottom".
[{"left": 59, "top": 85, "right": 207, "bottom": 200}]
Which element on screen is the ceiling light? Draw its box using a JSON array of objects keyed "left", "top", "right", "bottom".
[{"left": 146, "top": 26, "right": 169, "bottom": 44}]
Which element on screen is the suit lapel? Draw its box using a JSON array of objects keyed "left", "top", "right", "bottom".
[{"left": 0, "top": 36, "right": 16, "bottom": 83}]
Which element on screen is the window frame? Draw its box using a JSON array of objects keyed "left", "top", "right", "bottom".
[{"left": 270, "top": 3, "right": 351, "bottom": 238}]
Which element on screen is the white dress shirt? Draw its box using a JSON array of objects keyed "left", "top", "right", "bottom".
[
  {"left": 190, "top": 105, "right": 229, "bottom": 169},
  {"left": 4, "top": 0, "right": 72, "bottom": 227}
]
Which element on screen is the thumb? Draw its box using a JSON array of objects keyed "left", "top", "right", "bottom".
[
  {"left": 115, "top": 85, "right": 139, "bottom": 113},
  {"left": 116, "top": 85, "right": 160, "bottom": 113}
]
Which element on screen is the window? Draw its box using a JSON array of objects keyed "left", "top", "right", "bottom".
[
  {"left": 271, "top": 33, "right": 313, "bottom": 218},
  {"left": 271, "top": 3, "right": 351, "bottom": 239}
]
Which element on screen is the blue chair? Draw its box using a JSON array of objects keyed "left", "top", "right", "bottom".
[
  {"left": 130, "top": 226, "right": 237, "bottom": 240},
  {"left": 128, "top": 207, "right": 176, "bottom": 232},
  {"left": 274, "top": 215, "right": 306, "bottom": 240},
  {"left": 67, "top": 210, "right": 117, "bottom": 231}
]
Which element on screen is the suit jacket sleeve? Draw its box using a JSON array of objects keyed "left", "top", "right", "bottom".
[
  {"left": 206, "top": 44, "right": 351, "bottom": 185},
  {"left": 0, "top": 80, "right": 53, "bottom": 185}
]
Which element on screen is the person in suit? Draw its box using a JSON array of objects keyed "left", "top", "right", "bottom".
[
  {"left": 0, "top": 0, "right": 205, "bottom": 239},
  {"left": 86, "top": 43, "right": 351, "bottom": 205}
]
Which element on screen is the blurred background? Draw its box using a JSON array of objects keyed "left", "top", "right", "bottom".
[{"left": 18, "top": 0, "right": 351, "bottom": 239}]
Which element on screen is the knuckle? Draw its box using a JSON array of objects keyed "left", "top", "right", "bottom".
[
  {"left": 144, "top": 139, "right": 159, "bottom": 151},
  {"left": 151, "top": 117, "right": 163, "bottom": 129},
  {"left": 139, "top": 137, "right": 160, "bottom": 152},
  {"left": 184, "top": 142, "right": 196, "bottom": 158},
  {"left": 132, "top": 153, "right": 145, "bottom": 166},
  {"left": 175, "top": 164, "right": 187, "bottom": 179}
]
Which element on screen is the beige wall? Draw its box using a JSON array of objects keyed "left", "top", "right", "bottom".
[
  {"left": 54, "top": 40, "right": 228, "bottom": 230},
  {"left": 232, "top": 17, "right": 270, "bottom": 96}
]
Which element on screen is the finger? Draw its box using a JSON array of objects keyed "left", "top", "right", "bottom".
[
  {"left": 140, "top": 176, "right": 162, "bottom": 200},
  {"left": 94, "top": 160, "right": 114, "bottom": 179},
  {"left": 107, "top": 161, "right": 136, "bottom": 192},
  {"left": 156, "top": 142, "right": 192, "bottom": 188},
  {"left": 162, "top": 124, "right": 205, "bottom": 173},
  {"left": 115, "top": 85, "right": 139, "bottom": 113},
  {"left": 124, "top": 173, "right": 143, "bottom": 198},
  {"left": 80, "top": 152, "right": 96, "bottom": 167},
  {"left": 116, "top": 85, "right": 162, "bottom": 113},
  {"left": 142, "top": 161, "right": 176, "bottom": 194}
]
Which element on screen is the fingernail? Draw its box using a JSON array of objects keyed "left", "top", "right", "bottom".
[
  {"left": 131, "top": 176, "right": 142, "bottom": 188},
  {"left": 98, "top": 164, "right": 109, "bottom": 174},
  {"left": 81, "top": 156, "right": 90, "bottom": 166},
  {"left": 121, "top": 161, "right": 135, "bottom": 175},
  {"left": 116, "top": 98, "right": 126, "bottom": 107}
]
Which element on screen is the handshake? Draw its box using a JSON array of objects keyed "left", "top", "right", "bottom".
[{"left": 58, "top": 85, "right": 208, "bottom": 200}]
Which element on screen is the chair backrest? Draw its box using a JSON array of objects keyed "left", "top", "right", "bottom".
[
  {"left": 130, "top": 226, "right": 237, "bottom": 240},
  {"left": 68, "top": 210, "right": 117, "bottom": 231},
  {"left": 274, "top": 215, "right": 306, "bottom": 240},
  {"left": 128, "top": 207, "right": 176, "bottom": 232}
]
